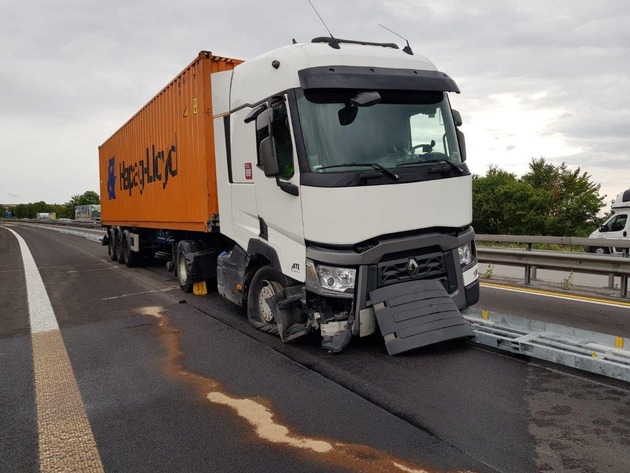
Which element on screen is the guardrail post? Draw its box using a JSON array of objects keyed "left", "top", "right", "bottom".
[
  {"left": 622, "top": 249, "right": 629, "bottom": 298},
  {"left": 609, "top": 274, "right": 616, "bottom": 289},
  {"left": 524, "top": 243, "right": 532, "bottom": 285}
]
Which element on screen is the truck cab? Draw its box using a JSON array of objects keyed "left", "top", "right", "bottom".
[{"left": 212, "top": 38, "right": 479, "bottom": 354}]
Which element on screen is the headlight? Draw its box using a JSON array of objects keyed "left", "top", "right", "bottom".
[
  {"left": 306, "top": 259, "right": 356, "bottom": 297},
  {"left": 458, "top": 242, "right": 476, "bottom": 269}
]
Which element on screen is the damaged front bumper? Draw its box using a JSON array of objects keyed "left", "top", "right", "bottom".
[{"left": 262, "top": 228, "right": 480, "bottom": 355}]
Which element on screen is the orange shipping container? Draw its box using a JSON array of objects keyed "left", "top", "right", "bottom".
[{"left": 98, "top": 51, "right": 243, "bottom": 232}]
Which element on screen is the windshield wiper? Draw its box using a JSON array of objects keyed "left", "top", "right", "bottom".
[
  {"left": 317, "top": 163, "right": 401, "bottom": 181},
  {"left": 397, "top": 158, "right": 465, "bottom": 175}
]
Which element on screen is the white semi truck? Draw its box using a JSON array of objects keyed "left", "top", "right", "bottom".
[{"left": 99, "top": 38, "right": 479, "bottom": 355}]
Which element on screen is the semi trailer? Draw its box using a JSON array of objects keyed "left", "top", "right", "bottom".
[
  {"left": 98, "top": 38, "right": 479, "bottom": 355},
  {"left": 75, "top": 204, "right": 101, "bottom": 222}
]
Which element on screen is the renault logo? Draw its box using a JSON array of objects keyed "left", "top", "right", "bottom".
[{"left": 407, "top": 258, "right": 420, "bottom": 277}]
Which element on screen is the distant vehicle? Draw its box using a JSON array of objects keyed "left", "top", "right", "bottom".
[
  {"left": 36, "top": 212, "right": 56, "bottom": 220},
  {"left": 58, "top": 218, "right": 73, "bottom": 222},
  {"left": 587, "top": 190, "right": 630, "bottom": 254},
  {"left": 75, "top": 204, "right": 101, "bottom": 222}
]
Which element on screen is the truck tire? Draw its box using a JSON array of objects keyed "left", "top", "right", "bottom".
[
  {"left": 115, "top": 227, "right": 127, "bottom": 265},
  {"left": 176, "top": 240, "right": 199, "bottom": 293},
  {"left": 123, "top": 230, "right": 141, "bottom": 268},
  {"left": 592, "top": 246, "right": 610, "bottom": 255},
  {"left": 246, "top": 265, "right": 286, "bottom": 335},
  {"left": 108, "top": 228, "right": 118, "bottom": 261}
]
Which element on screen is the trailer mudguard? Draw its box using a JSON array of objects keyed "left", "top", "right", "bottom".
[{"left": 370, "top": 279, "right": 473, "bottom": 355}]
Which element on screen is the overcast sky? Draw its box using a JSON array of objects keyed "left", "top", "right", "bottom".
[{"left": 1, "top": 0, "right": 628, "bottom": 208}]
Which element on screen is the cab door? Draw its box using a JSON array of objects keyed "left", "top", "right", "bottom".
[
  {"left": 600, "top": 213, "right": 629, "bottom": 254},
  {"left": 251, "top": 96, "right": 305, "bottom": 281}
]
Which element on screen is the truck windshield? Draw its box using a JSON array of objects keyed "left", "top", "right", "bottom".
[{"left": 296, "top": 89, "right": 460, "bottom": 173}]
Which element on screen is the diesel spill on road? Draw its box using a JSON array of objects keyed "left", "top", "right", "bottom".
[{"left": 140, "top": 306, "right": 476, "bottom": 473}]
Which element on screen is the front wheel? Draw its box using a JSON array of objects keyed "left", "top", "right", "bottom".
[
  {"left": 593, "top": 246, "right": 610, "bottom": 255},
  {"left": 247, "top": 265, "right": 286, "bottom": 334},
  {"left": 176, "top": 240, "right": 201, "bottom": 293}
]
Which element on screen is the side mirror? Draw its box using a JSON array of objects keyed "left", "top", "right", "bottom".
[
  {"left": 256, "top": 108, "right": 273, "bottom": 131},
  {"left": 260, "top": 137, "right": 280, "bottom": 177},
  {"left": 451, "top": 109, "right": 466, "bottom": 161},
  {"left": 456, "top": 129, "right": 467, "bottom": 162},
  {"left": 452, "top": 109, "right": 463, "bottom": 127}
]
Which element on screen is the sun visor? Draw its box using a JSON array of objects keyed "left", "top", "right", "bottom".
[{"left": 298, "top": 66, "right": 460, "bottom": 93}]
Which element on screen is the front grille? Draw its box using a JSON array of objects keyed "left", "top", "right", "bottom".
[{"left": 378, "top": 251, "right": 446, "bottom": 287}]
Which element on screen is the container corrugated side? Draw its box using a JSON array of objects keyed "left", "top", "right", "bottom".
[{"left": 98, "top": 51, "right": 242, "bottom": 232}]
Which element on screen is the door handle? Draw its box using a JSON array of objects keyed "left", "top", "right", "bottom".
[{"left": 279, "top": 182, "right": 299, "bottom": 196}]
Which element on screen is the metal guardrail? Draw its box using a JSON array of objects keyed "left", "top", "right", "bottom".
[
  {"left": 0, "top": 218, "right": 101, "bottom": 230},
  {"left": 465, "top": 308, "right": 630, "bottom": 382},
  {"left": 476, "top": 234, "right": 630, "bottom": 249},
  {"left": 477, "top": 234, "right": 630, "bottom": 297}
]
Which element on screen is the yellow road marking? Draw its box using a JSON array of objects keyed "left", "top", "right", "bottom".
[
  {"left": 481, "top": 281, "right": 630, "bottom": 308},
  {"left": 2, "top": 226, "right": 105, "bottom": 472},
  {"left": 33, "top": 331, "right": 105, "bottom": 472}
]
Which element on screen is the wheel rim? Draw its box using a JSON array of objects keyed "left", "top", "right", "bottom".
[
  {"left": 595, "top": 247, "right": 605, "bottom": 254},
  {"left": 178, "top": 255, "right": 188, "bottom": 286},
  {"left": 258, "top": 280, "right": 282, "bottom": 323}
]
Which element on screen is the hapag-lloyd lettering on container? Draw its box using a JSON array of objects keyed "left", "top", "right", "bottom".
[{"left": 111, "top": 143, "right": 178, "bottom": 198}]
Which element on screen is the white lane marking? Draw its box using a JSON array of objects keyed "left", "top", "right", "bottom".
[
  {"left": 482, "top": 283, "right": 630, "bottom": 309},
  {"left": 101, "top": 286, "right": 179, "bottom": 301},
  {"left": 5, "top": 227, "right": 59, "bottom": 333},
  {"left": 64, "top": 267, "right": 117, "bottom": 274}
]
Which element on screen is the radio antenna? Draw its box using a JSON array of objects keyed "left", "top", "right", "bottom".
[
  {"left": 308, "top": 0, "right": 340, "bottom": 49},
  {"left": 379, "top": 24, "right": 413, "bottom": 55}
]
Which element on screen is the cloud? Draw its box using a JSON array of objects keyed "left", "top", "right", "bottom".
[{"left": 0, "top": 0, "right": 628, "bottom": 204}]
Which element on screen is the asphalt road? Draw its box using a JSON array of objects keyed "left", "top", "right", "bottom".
[{"left": 2, "top": 223, "right": 630, "bottom": 473}]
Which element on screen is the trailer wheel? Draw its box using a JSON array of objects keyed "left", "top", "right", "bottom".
[
  {"left": 115, "top": 227, "right": 127, "bottom": 265},
  {"left": 176, "top": 240, "right": 196, "bottom": 293},
  {"left": 247, "top": 265, "right": 286, "bottom": 334},
  {"left": 123, "top": 230, "right": 141, "bottom": 268},
  {"left": 108, "top": 228, "right": 117, "bottom": 261}
]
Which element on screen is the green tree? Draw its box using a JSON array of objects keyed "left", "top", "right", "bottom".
[
  {"left": 521, "top": 158, "right": 605, "bottom": 236},
  {"left": 49, "top": 203, "right": 70, "bottom": 219},
  {"left": 473, "top": 158, "right": 605, "bottom": 236},
  {"left": 473, "top": 166, "right": 549, "bottom": 235},
  {"left": 68, "top": 191, "right": 100, "bottom": 206}
]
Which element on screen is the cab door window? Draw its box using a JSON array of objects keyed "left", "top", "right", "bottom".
[
  {"left": 602, "top": 214, "right": 628, "bottom": 232},
  {"left": 256, "top": 101, "right": 295, "bottom": 179}
]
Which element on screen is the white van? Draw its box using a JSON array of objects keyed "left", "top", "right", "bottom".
[{"left": 587, "top": 190, "right": 630, "bottom": 254}]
